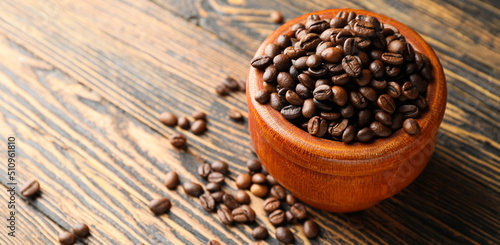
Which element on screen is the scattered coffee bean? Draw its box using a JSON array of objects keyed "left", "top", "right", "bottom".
[
  {"left": 235, "top": 190, "right": 251, "bottom": 204},
  {"left": 252, "top": 173, "right": 267, "bottom": 185},
  {"left": 222, "top": 193, "right": 240, "bottom": 210},
  {"left": 266, "top": 175, "right": 279, "bottom": 186},
  {"left": 228, "top": 109, "right": 243, "bottom": 121},
  {"left": 286, "top": 194, "right": 297, "bottom": 206},
  {"left": 211, "top": 191, "right": 225, "bottom": 203},
  {"left": 178, "top": 116, "right": 190, "bottom": 129},
  {"left": 215, "top": 82, "right": 229, "bottom": 96},
  {"left": 286, "top": 210, "right": 297, "bottom": 224},
  {"left": 217, "top": 207, "right": 234, "bottom": 225},
  {"left": 198, "top": 163, "right": 212, "bottom": 178},
  {"left": 149, "top": 197, "right": 171, "bottom": 215},
  {"left": 20, "top": 180, "right": 40, "bottom": 197},
  {"left": 268, "top": 209, "right": 285, "bottom": 226},
  {"left": 207, "top": 172, "right": 225, "bottom": 184},
  {"left": 250, "top": 184, "right": 269, "bottom": 198},
  {"left": 191, "top": 119, "right": 207, "bottom": 135},
  {"left": 246, "top": 159, "right": 262, "bottom": 173},
  {"left": 211, "top": 160, "right": 229, "bottom": 174},
  {"left": 164, "top": 171, "right": 179, "bottom": 189},
  {"left": 304, "top": 220, "right": 320, "bottom": 238},
  {"left": 207, "top": 240, "right": 221, "bottom": 245},
  {"left": 236, "top": 174, "right": 252, "bottom": 189},
  {"left": 252, "top": 226, "right": 269, "bottom": 240},
  {"left": 232, "top": 205, "right": 256, "bottom": 223},
  {"left": 290, "top": 203, "right": 307, "bottom": 220},
  {"left": 183, "top": 182, "right": 204, "bottom": 197},
  {"left": 206, "top": 182, "right": 221, "bottom": 193},
  {"left": 403, "top": 118, "right": 420, "bottom": 135},
  {"left": 58, "top": 231, "right": 76, "bottom": 245},
  {"left": 276, "top": 227, "right": 294, "bottom": 244},
  {"left": 159, "top": 112, "right": 177, "bottom": 126},
  {"left": 170, "top": 133, "right": 187, "bottom": 148},
  {"left": 263, "top": 197, "right": 281, "bottom": 212},
  {"left": 200, "top": 193, "right": 216, "bottom": 212},
  {"left": 192, "top": 111, "right": 207, "bottom": 121},
  {"left": 270, "top": 185, "right": 286, "bottom": 200},
  {"left": 72, "top": 223, "right": 90, "bottom": 238}
]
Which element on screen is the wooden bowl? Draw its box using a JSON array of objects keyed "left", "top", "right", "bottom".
[{"left": 246, "top": 9, "right": 447, "bottom": 213}]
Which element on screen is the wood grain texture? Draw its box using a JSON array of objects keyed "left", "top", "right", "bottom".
[{"left": 0, "top": 0, "right": 498, "bottom": 244}]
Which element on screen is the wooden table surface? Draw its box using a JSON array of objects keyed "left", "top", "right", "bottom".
[{"left": 0, "top": 0, "right": 499, "bottom": 244}]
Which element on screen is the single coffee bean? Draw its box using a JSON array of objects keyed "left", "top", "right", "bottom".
[
  {"left": 320, "top": 112, "right": 341, "bottom": 121},
  {"left": 217, "top": 207, "right": 234, "bottom": 225},
  {"left": 409, "top": 74, "right": 427, "bottom": 93},
  {"left": 369, "top": 60, "right": 385, "bottom": 78},
  {"left": 353, "top": 20, "right": 376, "bottom": 38},
  {"left": 343, "top": 37, "right": 358, "bottom": 55},
  {"left": 178, "top": 116, "right": 190, "bottom": 129},
  {"left": 355, "top": 69, "right": 372, "bottom": 86},
  {"left": 421, "top": 65, "right": 433, "bottom": 81},
  {"left": 290, "top": 203, "right": 307, "bottom": 220},
  {"left": 307, "top": 116, "right": 328, "bottom": 137},
  {"left": 285, "top": 210, "right": 297, "bottom": 224},
  {"left": 391, "top": 113, "right": 405, "bottom": 130},
  {"left": 321, "top": 47, "right": 343, "bottom": 63},
  {"left": 403, "top": 118, "right": 420, "bottom": 135},
  {"left": 326, "top": 63, "right": 344, "bottom": 74},
  {"left": 270, "top": 185, "right": 286, "bottom": 200},
  {"left": 342, "top": 125, "right": 356, "bottom": 143},
  {"left": 371, "top": 79, "right": 387, "bottom": 90},
  {"left": 270, "top": 10, "right": 283, "bottom": 23},
  {"left": 402, "top": 81, "right": 419, "bottom": 100},
  {"left": 263, "top": 197, "right": 281, "bottom": 212},
  {"left": 306, "top": 19, "right": 329, "bottom": 33},
  {"left": 232, "top": 205, "right": 256, "bottom": 223},
  {"left": 358, "top": 109, "right": 372, "bottom": 127},
  {"left": 356, "top": 127, "right": 374, "bottom": 142},
  {"left": 200, "top": 193, "right": 216, "bottom": 212},
  {"left": 377, "top": 94, "right": 396, "bottom": 114},
  {"left": 331, "top": 73, "right": 349, "bottom": 86},
  {"left": 236, "top": 174, "right": 252, "bottom": 189},
  {"left": 169, "top": 134, "right": 186, "bottom": 148},
  {"left": 235, "top": 190, "right": 251, "bottom": 204},
  {"left": 370, "top": 121, "right": 392, "bottom": 137},
  {"left": 375, "top": 111, "right": 393, "bottom": 126},
  {"left": 270, "top": 92, "right": 285, "bottom": 111},
  {"left": 330, "top": 17, "right": 347, "bottom": 28},
  {"left": 415, "top": 95, "right": 428, "bottom": 109},
  {"left": 274, "top": 54, "right": 292, "bottom": 72},
  {"left": 302, "top": 98, "right": 316, "bottom": 118},
  {"left": 255, "top": 90, "right": 270, "bottom": 104},
  {"left": 359, "top": 87, "right": 377, "bottom": 101},
  {"left": 269, "top": 209, "right": 286, "bottom": 226},
  {"left": 386, "top": 65, "right": 402, "bottom": 78},
  {"left": 183, "top": 182, "right": 204, "bottom": 197},
  {"left": 207, "top": 240, "right": 221, "bottom": 245},
  {"left": 276, "top": 227, "right": 294, "bottom": 244},
  {"left": 246, "top": 158, "right": 262, "bottom": 173},
  {"left": 20, "top": 180, "right": 40, "bottom": 197},
  {"left": 306, "top": 54, "right": 323, "bottom": 68},
  {"left": 164, "top": 171, "right": 179, "bottom": 189},
  {"left": 281, "top": 105, "right": 302, "bottom": 120},
  {"left": 266, "top": 174, "right": 279, "bottom": 186},
  {"left": 381, "top": 52, "right": 404, "bottom": 65},
  {"left": 387, "top": 81, "right": 402, "bottom": 98},
  {"left": 340, "top": 103, "right": 355, "bottom": 118},
  {"left": 251, "top": 55, "right": 272, "bottom": 70},
  {"left": 206, "top": 182, "right": 221, "bottom": 193},
  {"left": 252, "top": 226, "right": 269, "bottom": 240},
  {"left": 315, "top": 79, "right": 330, "bottom": 88},
  {"left": 211, "top": 160, "right": 228, "bottom": 174},
  {"left": 328, "top": 119, "right": 349, "bottom": 136},
  {"left": 159, "top": 112, "right": 177, "bottom": 126},
  {"left": 304, "top": 220, "right": 320, "bottom": 238},
  {"left": 285, "top": 47, "right": 306, "bottom": 59},
  {"left": 72, "top": 223, "right": 90, "bottom": 238},
  {"left": 399, "top": 104, "right": 420, "bottom": 118},
  {"left": 330, "top": 86, "right": 348, "bottom": 106},
  {"left": 252, "top": 173, "right": 267, "bottom": 185},
  {"left": 265, "top": 43, "right": 280, "bottom": 58},
  {"left": 350, "top": 90, "right": 368, "bottom": 109},
  {"left": 342, "top": 55, "right": 362, "bottom": 77},
  {"left": 334, "top": 29, "right": 353, "bottom": 45},
  {"left": 223, "top": 76, "right": 240, "bottom": 91},
  {"left": 313, "top": 85, "right": 333, "bottom": 101},
  {"left": 294, "top": 56, "right": 308, "bottom": 70},
  {"left": 215, "top": 82, "right": 229, "bottom": 96},
  {"left": 277, "top": 34, "right": 292, "bottom": 49},
  {"left": 250, "top": 184, "right": 269, "bottom": 198},
  {"left": 297, "top": 73, "right": 314, "bottom": 90},
  {"left": 300, "top": 33, "right": 321, "bottom": 50},
  {"left": 370, "top": 49, "right": 383, "bottom": 60},
  {"left": 191, "top": 119, "right": 207, "bottom": 135},
  {"left": 58, "top": 231, "right": 76, "bottom": 245},
  {"left": 285, "top": 90, "right": 304, "bottom": 105},
  {"left": 198, "top": 163, "right": 212, "bottom": 178},
  {"left": 307, "top": 65, "right": 329, "bottom": 78},
  {"left": 211, "top": 191, "right": 225, "bottom": 203},
  {"left": 277, "top": 72, "right": 295, "bottom": 90},
  {"left": 387, "top": 40, "right": 406, "bottom": 54},
  {"left": 223, "top": 193, "right": 240, "bottom": 210},
  {"left": 263, "top": 66, "right": 278, "bottom": 84},
  {"left": 207, "top": 172, "right": 225, "bottom": 184},
  {"left": 286, "top": 194, "right": 297, "bottom": 206},
  {"left": 149, "top": 197, "right": 171, "bottom": 215}
]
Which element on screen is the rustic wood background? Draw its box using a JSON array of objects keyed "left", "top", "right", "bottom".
[{"left": 0, "top": 0, "right": 498, "bottom": 244}]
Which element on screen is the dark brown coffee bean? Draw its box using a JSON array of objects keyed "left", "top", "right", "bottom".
[
  {"left": 269, "top": 209, "right": 285, "bottom": 226},
  {"left": 211, "top": 160, "right": 228, "bottom": 174},
  {"left": 313, "top": 85, "right": 332, "bottom": 101},
  {"left": 236, "top": 173, "right": 252, "bottom": 189},
  {"left": 72, "top": 223, "right": 90, "bottom": 238},
  {"left": 200, "top": 193, "right": 216, "bottom": 212},
  {"left": 359, "top": 87, "right": 377, "bottom": 101},
  {"left": 285, "top": 47, "right": 306, "bottom": 59},
  {"left": 263, "top": 197, "right": 281, "bottom": 212},
  {"left": 265, "top": 43, "right": 280, "bottom": 58},
  {"left": 342, "top": 55, "right": 362, "bottom": 77},
  {"left": 192, "top": 111, "right": 206, "bottom": 121},
  {"left": 381, "top": 52, "right": 404, "bottom": 65},
  {"left": 415, "top": 95, "right": 428, "bottom": 109},
  {"left": 296, "top": 29, "right": 309, "bottom": 41},
  {"left": 307, "top": 65, "right": 329, "bottom": 78},
  {"left": 269, "top": 92, "right": 284, "bottom": 111},
  {"left": 370, "top": 121, "right": 392, "bottom": 137},
  {"left": 277, "top": 72, "right": 295, "bottom": 90},
  {"left": 211, "top": 191, "right": 225, "bottom": 203},
  {"left": 270, "top": 10, "right": 283, "bottom": 23},
  {"left": 371, "top": 79, "right": 387, "bottom": 90},
  {"left": 207, "top": 240, "right": 221, "bottom": 245},
  {"left": 296, "top": 74, "right": 314, "bottom": 90},
  {"left": 290, "top": 203, "right": 307, "bottom": 220},
  {"left": 273, "top": 54, "right": 292, "bottom": 72},
  {"left": 307, "top": 116, "right": 328, "bottom": 137},
  {"left": 306, "top": 19, "right": 329, "bottom": 33},
  {"left": 191, "top": 119, "right": 206, "bottom": 135},
  {"left": 164, "top": 171, "right": 179, "bottom": 189},
  {"left": 391, "top": 113, "right": 405, "bottom": 130},
  {"left": 183, "top": 182, "right": 204, "bottom": 197},
  {"left": 304, "top": 220, "right": 320, "bottom": 238},
  {"left": 343, "top": 37, "right": 358, "bottom": 55},
  {"left": 159, "top": 112, "right": 177, "bottom": 126},
  {"left": 357, "top": 127, "right": 374, "bottom": 142},
  {"left": 403, "top": 43, "right": 415, "bottom": 61},
  {"left": 402, "top": 81, "right": 419, "bottom": 100},
  {"left": 244, "top": 159, "right": 261, "bottom": 173},
  {"left": 276, "top": 227, "right": 294, "bottom": 244},
  {"left": 198, "top": 163, "right": 212, "bottom": 178},
  {"left": 169, "top": 133, "right": 186, "bottom": 148},
  {"left": 385, "top": 65, "right": 401, "bottom": 78},
  {"left": 334, "top": 29, "right": 352, "bottom": 45},
  {"left": 414, "top": 52, "right": 425, "bottom": 71},
  {"left": 215, "top": 82, "right": 229, "bottom": 96},
  {"left": 252, "top": 226, "right": 269, "bottom": 240},
  {"left": 377, "top": 94, "right": 396, "bottom": 114},
  {"left": 353, "top": 20, "right": 376, "bottom": 38},
  {"left": 328, "top": 119, "right": 349, "bottom": 137},
  {"left": 266, "top": 174, "right": 279, "bottom": 186},
  {"left": 252, "top": 173, "right": 267, "bottom": 185},
  {"left": 350, "top": 90, "right": 368, "bottom": 109},
  {"left": 375, "top": 111, "right": 393, "bottom": 126},
  {"left": 421, "top": 65, "right": 433, "bottom": 81},
  {"left": 331, "top": 73, "right": 350, "bottom": 85},
  {"left": 20, "top": 180, "right": 40, "bottom": 197},
  {"left": 340, "top": 103, "right": 355, "bottom": 118},
  {"left": 255, "top": 90, "right": 270, "bottom": 104},
  {"left": 355, "top": 37, "right": 372, "bottom": 49},
  {"left": 286, "top": 194, "right": 297, "bottom": 206},
  {"left": 296, "top": 83, "right": 312, "bottom": 99},
  {"left": 283, "top": 211, "right": 296, "bottom": 225},
  {"left": 235, "top": 190, "right": 251, "bottom": 204},
  {"left": 327, "top": 86, "right": 347, "bottom": 107},
  {"left": 409, "top": 74, "right": 427, "bottom": 93},
  {"left": 250, "top": 184, "right": 269, "bottom": 198},
  {"left": 206, "top": 182, "right": 221, "bottom": 193},
  {"left": 251, "top": 55, "right": 272, "bottom": 70},
  {"left": 270, "top": 185, "right": 286, "bottom": 200},
  {"left": 178, "top": 116, "right": 190, "bottom": 129},
  {"left": 277, "top": 34, "right": 292, "bottom": 49},
  {"left": 369, "top": 60, "right": 385, "bottom": 78},
  {"left": 399, "top": 104, "right": 420, "bottom": 118},
  {"left": 320, "top": 47, "right": 343, "bottom": 64},
  {"left": 403, "top": 118, "right": 420, "bottom": 135},
  {"left": 58, "top": 231, "right": 76, "bottom": 245},
  {"left": 286, "top": 90, "right": 304, "bottom": 105},
  {"left": 370, "top": 49, "right": 383, "bottom": 60},
  {"left": 149, "top": 197, "right": 171, "bottom": 214},
  {"left": 300, "top": 33, "right": 321, "bottom": 50},
  {"left": 330, "top": 17, "right": 347, "bottom": 28},
  {"left": 342, "top": 125, "right": 356, "bottom": 143},
  {"left": 387, "top": 81, "right": 402, "bottom": 98},
  {"left": 281, "top": 105, "right": 302, "bottom": 120},
  {"left": 355, "top": 69, "right": 372, "bottom": 86},
  {"left": 207, "top": 172, "right": 225, "bottom": 184},
  {"left": 217, "top": 207, "right": 234, "bottom": 225},
  {"left": 232, "top": 205, "right": 256, "bottom": 223},
  {"left": 357, "top": 109, "right": 372, "bottom": 127},
  {"left": 263, "top": 65, "right": 278, "bottom": 83},
  {"left": 306, "top": 54, "right": 322, "bottom": 68},
  {"left": 223, "top": 193, "right": 240, "bottom": 210},
  {"left": 387, "top": 40, "right": 406, "bottom": 54},
  {"left": 317, "top": 112, "right": 339, "bottom": 122}
]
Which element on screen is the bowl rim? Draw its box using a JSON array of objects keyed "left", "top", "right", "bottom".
[{"left": 247, "top": 8, "right": 447, "bottom": 172}]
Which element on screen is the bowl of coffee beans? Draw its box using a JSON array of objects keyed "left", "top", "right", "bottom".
[{"left": 247, "top": 9, "right": 446, "bottom": 212}]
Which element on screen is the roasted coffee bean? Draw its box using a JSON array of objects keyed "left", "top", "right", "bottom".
[
  {"left": 223, "top": 193, "right": 240, "bottom": 210},
  {"left": 330, "top": 17, "right": 347, "bottom": 28},
  {"left": 313, "top": 85, "right": 332, "bottom": 101},
  {"left": 421, "top": 65, "right": 433, "bottom": 81},
  {"left": 277, "top": 34, "right": 292, "bottom": 49},
  {"left": 296, "top": 84, "right": 312, "bottom": 99},
  {"left": 265, "top": 43, "right": 280, "bottom": 58},
  {"left": 388, "top": 40, "right": 406, "bottom": 54},
  {"left": 359, "top": 87, "right": 377, "bottom": 101},
  {"left": 191, "top": 111, "right": 206, "bottom": 121},
  {"left": 370, "top": 121, "right": 392, "bottom": 137},
  {"left": 296, "top": 29, "right": 309, "bottom": 41},
  {"left": 328, "top": 119, "right": 348, "bottom": 137},
  {"left": 385, "top": 65, "right": 401, "bottom": 78},
  {"left": 375, "top": 111, "right": 393, "bottom": 126},
  {"left": 409, "top": 74, "right": 427, "bottom": 93},
  {"left": 211, "top": 160, "right": 228, "bottom": 174},
  {"left": 377, "top": 94, "right": 396, "bottom": 114},
  {"left": 250, "top": 184, "right": 269, "bottom": 198},
  {"left": 290, "top": 203, "right": 307, "bottom": 220},
  {"left": 343, "top": 37, "right": 358, "bottom": 55},
  {"left": 263, "top": 197, "right": 281, "bottom": 212},
  {"left": 306, "top": 54, "right": 323, "bottom": 68},
  {"left": 381, "top": 52, "right": 404, "bottom": 65},
  {"left": 206, "top": 182, "right": 221, "bottom": 193},
  {"left": 300, "top": 33, "right": 321, "bottom": 50},
  {"left": 350, "top": 90, "right": 368, "bottom": 109},
  {"left": 217, "top": 207, "right": 234, "bottom": 225},
  {"left": 222, "top": 77, "right": 239, "bottom": 92},
  {"left": 414, "top": 52, "right": 425, "bottom": 71},
  {"left": 391, "top": 113, "right": 405, "bottom": 130},
  {"left": 297, "top": 73, "right": 315, "bottom": 90},
  {"left": 371, "top": 79, "right": 387, "bottom": 90},
  {"left": 263, "top": 65, "right": 278, "bottom": 83},
  {"left": 269, "top": 92, "right": 284, "bottom": 111},
  {"left": 246, "top": 158, "right": 262, "bottom": 173},
  {"left": 59, "top": 231, "right": 76, "bottom": 245},
  {"left": 320, "top": 29, "right": 336, "bottom": 42},
  {"left": 183, "top": 182, "right": 204, "bottom": 197},
  {"left": 403, "top": 118, "right": 420, "bottom": 135},
  {"left": 315, "top": 79, "right": 330, "bottom": 88},
  {"left": 307, "top": 116, "right": 328, "bottom": 137},
  {"left": 164, "top": 171, "right": 179, "bottom": 189},
  {"left": 169, "top": 133, "right": 186, "bottom": 148},
  {"left": 353, "top": 20, "right": 376, "bottom": 38},
  {"left": 370, "top": 49, "right": 383, "bottom": 60},
  {"left": 252, "top": 226, "right": 269, "bottom": 240},
  {"left": 276, "top": 227, "right": 294, "bottom": 244},
  {"left": 236, "top": 174, "right": 252, "bottom": 189},
  {"left": 342, "top": 55, "right": 362, "bottom": 77},
  {"left": 356, "top": 127, "right": 374, "bottom": 142},
  {"left": 286, "top": 194, "right": 297, "bottom": 206},
  {"left": 273, "top": 54, "right": 292, "bottom": 72},
  {"left": 238, "top": 79, "right": 246, "bottom": 92},
  {"left": 304, "top": 220, "right": 320, "bottom": 238},
  {"left": 149, "top": 197, "right": 171, "bottom": 215},
  {"left": 255, "top": 90, "right": 270, "bottom": 104},
  {"left": 358, "top": 109, "right": 372, "bottom": 127},
  {"left": 270, "top": 10, "right": 283, "bottom": 23},
  {"left": 200, "top": 193, "right": 216, "bottom": 212},
  {"left": 334, "top": 29, "right": 352, "bottom": 45},
  {"left": 191, "top": 119, "right": 207, "bottom": 135},
  {"left": 316, "top": 41, "right": 335, "bottom": 56},
  {"left": 266, "top": 174, "right": 279, "bottom": 186},
  {"left": 399, "top": 104, "right": 420, "bottom": 118},
  {"left": 321, "top": 47, "right": 343, "bottom": 63},
  {"left": 402, "top": 81, "right": 419, "bottom": 99},
  {"left": 403, "top": 43, "right": 415, "bottom": 61},
  {"left": 286, "top": 90, "right": 304, "bottom": 105},
  {"left": 313, "top": 98, "right": 336, "bottom": 111},
  {"left": 285, "top": 47, "right": 306, "bottom": 59},
  {"left": 330, "top": 86, "right": 348, "bottom": 106},
  {"left": 178, "top": 116, "right": 190, "bottom": 129},
  {"left": 306, "top": 19, "right": 329, "bottom": 33},
  {"left": 232, "top": 205, "right": 256, "bottom": 223},
  {"left": 340, "top": 103, "right": 355, "bottom": 118},
  {"left": 326, "top": 63, "right": 344, "bottom": 74},
  {"left": 331, "top": 73, "right": 350, "bottom": 85},
  {"left": 281, "top": 105, "right": 302, "bottom": 120},
  {"left": 307, "top": 65, "right": 329, "bottom": 78},
  {"left": 342, "top": 125, "right": 356, "bottom": 143},
  {"left": 415, "top": 95, "right": 428, "bottom": 109},
  {"left": 251, "top": 55, "right": 272, "bottom": 70},
  {"left": 318, "top": 112, "right": 339, "bottom": 121},
  {"left": 207, "top": 172, "right": 225, "bottom": 184},
  {"left": 235, "top": 190, "right": 251, "bottom": 204},
  {"left": 211, "top": 191, "right": 225, "bottom": 203},
  {"left": 284, "top": 210, "right": 297, "bottom": 224},
  {"left": 355, "top": 37, "right": 372, "bottom": 49},
  {"left": 207, "top": 240, "right": 221, "bottom": 245},
  {"left": 369, "top": 60, "right": 385, "bottom": 78},
  {"left": 372, "top": 32, "right": 387, "bottom": 49},
  {"left": 269, "top": 209, "right": 285, "bottom": 226},
  {"left": 72, "top": 223, "right": 90, "bottom": 238},
  {"left": 252, "top": 173, "right": 267, "bottom": 184},
  {"left": 20, "top": 180, "right": 40, "bottom": 197},
  {"left": 159, "top": 112, "right": 177, "bottom": 126},
  {"left": 215, "top": 82, "right": 229, "bottom": 96},
  {"left": 387, "top": 81, "right": 402, "bottom": 98},
  {"left": 270, "top": 185, "right": 287, "bottom": 200},
  {"left": 355, "top": 69, "right": 372, "bottom": 86},
  {"left": 198, "top": 163, "right": 212, "bottom": 178},
  {"left": 277, "top": 72, "right": 295, "bottom": 90}
]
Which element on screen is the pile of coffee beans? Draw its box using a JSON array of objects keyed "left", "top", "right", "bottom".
[
  {"left": 159, "top": 110, "right": 209, "bottom": 148},
  {"left": 58, "top": 223, "right": 91, "bottom": 245},
  {"left": 251, "top": 11, "right": 432, "bottom": 143}
]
